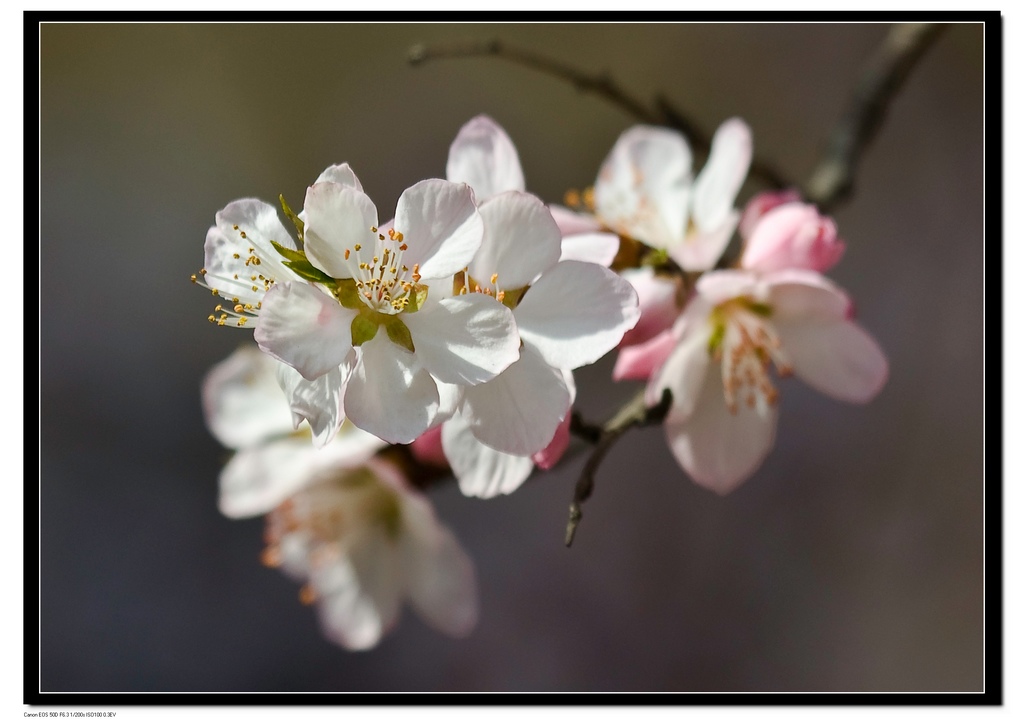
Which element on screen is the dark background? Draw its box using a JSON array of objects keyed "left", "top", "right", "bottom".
[{"left": 39, "top": 22, "right": 985, "bottom": 692}]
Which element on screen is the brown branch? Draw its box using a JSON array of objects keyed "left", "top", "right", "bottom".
[
  {"left": 564, "top": 389, "right": 672, "bottom": 547},
  {"left": 803, "top": 23, "right": 948, "bottom": 211},
  {"left": 409, "top": 38, "right": 793, "bottom": 190}
]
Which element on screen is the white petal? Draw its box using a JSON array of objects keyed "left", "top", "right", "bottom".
[
  {"left": 313, "top": 532, "right": 403, "bottom": 651},
  {"left": 691, "top": 118, "right": 752, "bottom": 233},
  {"left": 403, "top": 293, "right": 520, "bottom": 386},
  {"left": 204, "top": 199, "right": 298, "bottom": 304},
  {"left": 460, "top": 345, "right": 571, "bottom": 456},
  {"left": 514, "top": 260, "right": 640, "bottom": 370},
  {"left": 773, "top": 318, "right": 888, "bottom": 403},
  {"left": 394, "top": 179, "right": 483, "bottom": 280},
  {"left": 401, "top": 494, "right": 479, "bottom": 635},
  {"left": 302, "top": 182, "right": 379, "bottom": 279},
  {"left": 254, "top": 282, "right": 356, "bottom": 381},
  {"left": 441, "top": 415, "right": 536, "bottom": 497},
  {"left": 559, "top": 232, "right": 620, "bottom": 268},
  {"left": 201, "top": 346, "right": 296, "bottom": 449},
  {"left": 218, "top": 430, "right": 384, "bottom": 519},
  {"left": 593, "top": 125, "right": 691, "bottom": 248},
  {"left": 434, "top": 378, "right": 465, "bottom": 422},
  {"left": 344, "top": 334, "right": 440, "bottom": 444},
  {"left": 668, "top": 210, "right": 740, "bottom": 272},
  {"left": 275, "top": 357, "right": 355, "bottom": 448},
  {"left": 313, "top": 162, "right": 364, "bottom": 191},
  {"left": 472, "top": 192, "right": 562, "bottom": 289},
  {"left": 445, "top": 114, "right": 525, "bottom": 201},
  {"left": 664, "top": 369, "right": 777, "bottom": 495},
  {"left": 548, "top": 204, "right": 602, "bottom": 236},
  {"left": 645, "top": 323, "right": 712, "bottom": 418}
]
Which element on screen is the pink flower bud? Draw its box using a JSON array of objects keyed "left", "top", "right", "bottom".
[
  {"left": 409, "top": 426, "right": 448, "bottom": 468},
  {"left": 531, "top": 410, "right": 571, "bottom": 470},
  {"left": 740, "top": 202, "right": 845, "bottom": 274},
  {"left": 738, "top": 189, "right": 802, "bottom": 240}
]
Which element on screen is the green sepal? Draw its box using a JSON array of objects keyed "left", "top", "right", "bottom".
[
  {"left": 333, "top": 278, "right": 364, "bottom": 309},
  {"left": 269, "top": 238, "right": 306, "bottom": 263},
  {"left": 401, "top": 284, "right": 429, "bottom": 314},
  {"left": 351, "top": 314, "right": 379, "bottom": 347},
  {"left": 279, "top": 194, "right": 305, "bottom": 243},
  {"left": 707, "top": 320, "right": 726, "bottom": 355},
  {"left": 282, "top": 259, "right": 336, "bottom": 286},
  {"left": 384, "top": 317, "right": 415, "bottom": 353},
  {"left": 640, "top": 248, "right": 669, "bottom": 268},
  {"left": 741, "top": 300, "right": 773, "bottom": 318}
]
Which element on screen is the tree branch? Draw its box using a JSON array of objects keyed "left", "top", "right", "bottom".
[
  {"left": 409, "top": 38, "right": 793, "bottom": 190},
  {"left": 564, "top": 389, "right": 672, "bottom": 547},
  {"left": 803, "top": 23, "right": 948, "bottom": 211}
]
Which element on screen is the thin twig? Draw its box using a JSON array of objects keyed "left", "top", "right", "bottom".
[
  {"left": 565, "top": 389, "right": 672, "bottom": 547},
  {"left": 409, "top": 38, "right": 793, "bottom": 190},
  {"left": 803, "top": 23, "right": 947, "bottom": 211}
]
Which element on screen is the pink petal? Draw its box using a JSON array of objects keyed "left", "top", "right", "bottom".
[
  {"left": 618, "top": 267, "right": 680, "bottom": 347},
  {"left": 409, "top": 425, "right": 448, "bottom": 468},
  {"left": 773, "top": 318, "right": 888, "bottom": 404},
  {"left": 664, "top": 370, "right": 778, "bottom": 495},
  {"left": 738, "top": 188, "right": 802, "bottom": 240},
  {"left": 548, "top": 204, "right": 602, "bottom": 236},
  {"left": 614, "top": 329, "right": 678, "bottom": 382},
  {"left": 531, "top": 408, "right": 571, "bottom": 470},
  {"left": 741, "top": 202, "right": 845, "bottom": 274}
]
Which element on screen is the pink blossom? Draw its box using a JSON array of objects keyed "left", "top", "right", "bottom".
[
  {"left": 741, "top": 202, "right": 846, "bottom": 274},
  {"left": 737, "top": 188, "right": 802, "bottom": 240}
]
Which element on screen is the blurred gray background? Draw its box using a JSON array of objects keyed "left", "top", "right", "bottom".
[{"left": 39, "top": 22, "right": 985, "bottom": 692}]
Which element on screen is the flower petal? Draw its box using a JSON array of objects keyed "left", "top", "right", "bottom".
[
  {"left": 472, "top": 191, "right": 562, "bottom": 289},
  {"left": 204, "top": 199, "right": 298, "bottom": 305},
  {"left": 302, "top": 182, "right": 379, "bottom": 279},
  {"left": 741, "top": 202, "right": 845, "bottom": 274},
  {"left": 441, "top": 414, "right": 536, "bottom": 497},
  {"left": 460, "top": 345, "right": 571, "bottom": 456},
  {"left": 403, "top": 293, "right": 520, "bottom": 385},
  {"left": 401, "top": 493, "right": 479, "bottom": 636},
  {"left": 645, "top": 322, "right": 711, "bottom": 417},
  {"left": 394, "top": 179, "right": 483, "bottom": 280},
  {"left": 594, "top": 125, "right": 692, "bottom": 248},
  {"left": 217, "top": 427, "right": 385, "bottom": 519},
  {"left": 664, "top": 369, "right": 778, "bottom": 495},
  {"left": 614, "top": 328, "right": 679, "bottom": 383},
  {"left": 765, "top": 269, "right": 852, "bottom": 321},
  {"left": 254, "top": 282, "right": 356, "bottom": 381},
  {"left": 773, "top": 318, "right": 888, "bottom": 403},
  {"left": 531, "top": 406, "right": 571, "bottom": 470},
  {"left": 514, "top": 260, "right": 640, "bottom": 370},
  {"left": 343, "top": 334, "right": 440, "bottom": 444},
  {"left": 313, "top": 532, "right": 402, "bottom": 651},
  {"left": 201, "top": 346, "right": 296, "bottom": 449},
  {"left": 275, "top": 356, "right": 355, "bottom": 448},
  {"left": 548, "top": 204, "right": 602, "bottom": 236},
  {"left": 694, "top": 269, "right": 760, "bottom": 306},
  {"left": 409, "top": 425, "right": 448, "bottom": 468},
  {"left": 445, "top": 114, "right": 525, "bottom": 201},
  {"left": 691, "top": 117, "right": 752, "bottom": 233},
  {"left": 668, "top": 210, "right": 740, "bottom": 272},
  {"left": 313, "top": 162, "right": 364, "bottom": 191},
  {"left": 559, "top": 232, "right": 620, "bottom": 268},
  {"left": 618, "top": 267, "right": 680, "bottom": 347}
]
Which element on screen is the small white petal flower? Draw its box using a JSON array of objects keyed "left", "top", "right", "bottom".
[
  {"left": 646, "top": 269, "right": 888, "bottom": 494},
  {"left": 593, "top": 119, "right": 753, "bottom": 271},
  {"left": 201, "top": 346, "right": 386, "bottom": 518},
  {"left": 252, "top": 172, "right": 521, "bottom": 444},
  {"left": 267, "top": 458, "right": 479, "bottom": 650},
  {"left": 202, "top": 346, "right": 478, "bottom": 650}
]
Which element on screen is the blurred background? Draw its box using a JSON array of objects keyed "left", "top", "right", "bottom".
[{"left": 39, "top": 22, "right": 984, "bottom": 692}]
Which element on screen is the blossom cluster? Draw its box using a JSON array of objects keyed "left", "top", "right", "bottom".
[{"left": 195, "top": 114, "right": 886, "bottom": 650}]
